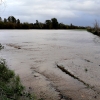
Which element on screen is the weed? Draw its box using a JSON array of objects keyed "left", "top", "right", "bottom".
[
  {"left": 0, "top": 44, "right": 37, "bottom": 100},
  {"left": 0, "top": 59, "right": 36, "bottom": 100}
]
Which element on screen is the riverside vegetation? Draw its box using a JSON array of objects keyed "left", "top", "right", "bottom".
[
  {"left": 1, "top": 15, "right": 100, "bottom": 37},
  {"left": 0, "top": 16, "right": 86, "bottom": 29},
  {"left": 0, "top": 44, "right": 35, "bottom": 100},
  {"left": 87, "top": 20, "right": 100, "bottom": 36}
]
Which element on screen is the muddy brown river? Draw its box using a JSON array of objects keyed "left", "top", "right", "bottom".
[{"left": 0, "top": 30, "right": 100, "bottom": 100}]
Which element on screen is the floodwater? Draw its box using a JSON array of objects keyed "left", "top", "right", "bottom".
[{"left": 0, "top": 30, "right": 100, "bottom": 100}]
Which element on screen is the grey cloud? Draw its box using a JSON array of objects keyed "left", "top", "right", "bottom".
[{"left": 1, "top": 0, "right": 100, "bottom": 26}]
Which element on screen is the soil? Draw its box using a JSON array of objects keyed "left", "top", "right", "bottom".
[{"left": 0, "top": 30, "right": 100, "bottom": 100}]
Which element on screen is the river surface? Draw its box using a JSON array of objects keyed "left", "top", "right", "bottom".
[{"left": 0, "top": 30, "right": 100, "bottom": 100}]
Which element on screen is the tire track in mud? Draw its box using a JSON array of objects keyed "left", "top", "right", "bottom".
[
  {"left": 57, "top": 64, "right": 90, "bottom": 88},
  {"left": 32, "top": 69, "right": 73, "bottom": 100},
  {"left": 56, "top": 64, "right": 100, "bottom": 98}
]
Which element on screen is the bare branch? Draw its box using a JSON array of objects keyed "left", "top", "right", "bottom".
[{"left": 93, "top": 20, "right": 100, "bottom": 35}]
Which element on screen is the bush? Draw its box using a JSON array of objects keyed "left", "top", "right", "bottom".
[
  {"left": 0, "top": 60, "right": 35, "bottom": 100},
  {"left": 0, "top": 44, "right": 35, "bottom": 100}
]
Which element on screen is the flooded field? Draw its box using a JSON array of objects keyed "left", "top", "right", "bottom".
[{"left": 0, "top": 30, "right": 100, "bottom": 100}]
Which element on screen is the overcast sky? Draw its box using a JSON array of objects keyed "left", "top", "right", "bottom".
[{"left": 0, "top": 0, "right": 100, "bottom": 26}]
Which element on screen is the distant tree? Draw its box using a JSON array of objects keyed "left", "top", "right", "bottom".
[
  {"left": 58, "top": 23, "right": 66, "bottom": 29},
  {"left": 34, "top": 20, "right": 43, "bottom": 29},
  {"left": 70, "top": 23, "right": 73, "bottom": 29},
  {"left": 0, "top": 17, "right": 2, "bottom": 22},
  {"left": 93, "top": 20, "right": 100, "bottom": 35},
  {"left": 34, "top": 20, "right": 39, "bottom": 28},
  {"left": 38, "top": 22, "right": 44, "bottom": 29},
  {"left": 29, "top": 23, "right": 34, "bottom": 29},
  {"left": 0, "top": 17, "right": 4, "bottom": 29},
  {"left": 22, "top": 22, "right": 30, "bottom": 29},
  {"left": 45, "top": 20, "right": 52, "bottom": 29},
  {"left": 8, "top": 16, "right": 16, "bottom": 23},
  {"left": 4, "top": 18, "right": 7, "bottom": 23},
  {"left": 94, "top": 20, "right": 99, "bottom": 31},
  {"left": 51, "top": 18, "right": 58, "bottom": 29},
  {"left": 0, "top": 15, "right": 87, "bottom": 29},
  {"left": 16, "top": 19, "right": 20, "bottom": 24}
]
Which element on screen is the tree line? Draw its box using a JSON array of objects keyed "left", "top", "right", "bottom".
[{"left": 0, "top": 16, "right": 86, "bottom": 29}]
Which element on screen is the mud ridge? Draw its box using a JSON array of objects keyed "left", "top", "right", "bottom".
[
  {"left": 57, "top": 64, "right": 100, "bottom": 98},
  {"left": 50, "top": 83, "right": 72, "bottom": 100},
  {"left": 57, "top": 64, "right": 94, "bottom": 89},
  {"left": 6, "top": 43, "right": 21, "bottom": 49},
  {"left": 33, "top": 69, "right": 72, "bottom": 100}
]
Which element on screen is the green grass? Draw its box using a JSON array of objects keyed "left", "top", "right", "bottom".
[
  {"left": 0, "top": 44, "right": 35, "bottom": 100},
  {"left": 0, "top": 59, "right": 35, "bottom": 100}
]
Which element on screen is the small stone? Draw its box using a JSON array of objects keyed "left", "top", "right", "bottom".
[
  {"left": 29, "top": 87, "right": 32, "bottom": 89},
  {"left": 18, "top": 47, "right": 21, "bottom": 49},
  {"left": 34, "top": 75, "right": 38, "bottom": 77},
  {"left": 94, "top": 96, "right": 97, "bottom": 98}
]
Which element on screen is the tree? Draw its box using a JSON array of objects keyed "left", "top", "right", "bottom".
[
  {"left": 22, "top": 22, "right": 30, "bottom": 29},
  {"left": 93, "top": 20, "right": 100, "bottom": 35},
  {"left": 34, "top": 20, "right": 43, "bottom": 29},
  {"left": 94, "top": 20, "right": 99, "bottom": 32},
  {"left": 16, "top": 19, "right": 20, "bottom": 24},
  {"left": 51, "top": 18, "right": 58, "bottom": 29},
  {"left": 58, "top": 23, "right": 66, "bottom": 29},
  {"left": 36, "top": 20, "right": 39, "bottom": 24},
  {"left": 45, "top": 20, "right": 52, "bottom": 29},
  {"left": 70, "top": 23, "right": 73, "bottom": 29},
  {"left": 0, "top": 17, "right": 2, "bottom": 22},
  {"left": 8, "top": 16, "right": 16, "bottom": 23},
  {"left": 4, "top": 18, "right": 7, "bottom": 23}
]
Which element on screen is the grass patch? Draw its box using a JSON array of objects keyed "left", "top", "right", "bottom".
[
  {"left": 0, "top": 59, "right": 35, "bottom": 100},
  {"left": 0, "top": 44, "right": 35, "bottom": 100}
]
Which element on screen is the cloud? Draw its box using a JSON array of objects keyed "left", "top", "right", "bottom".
[
  {"left": 71, "top": 0, "right": 100, "bottom": 15},
  {"left": 1, "top": 0, "right": 100, "bottom": 26}
]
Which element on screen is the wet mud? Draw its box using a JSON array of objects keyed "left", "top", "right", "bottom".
[
  {"left": 0, "top": 30, "right": 100, "bottom": 100},
  {"left": 56, "top": 64, "right": 90, "bottom": 87}
]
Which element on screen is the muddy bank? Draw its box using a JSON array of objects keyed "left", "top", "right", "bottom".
[{"left": 0, "top": 30, "right": 100, "bottom": 100}]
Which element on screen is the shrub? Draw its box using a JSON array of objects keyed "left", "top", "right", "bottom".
[
  {"left": 0, "top": 60, "right": 35, "bottom": 100},
  {"left": 0, "top": 44, "right": 35, "bottom": 100}
]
